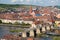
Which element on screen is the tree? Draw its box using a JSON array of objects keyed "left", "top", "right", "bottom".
[
  {"left": 14, "top": 22, "right": 20, "bottom": 25},
  {"left": 0, "top": 20, "right": 2, "bottom": 24},
  {"left": 26, "top": 23, "right": 30, "bottom": 25},
  {"left": 9, "top": 22, "right": 12, "bottom": 24}
]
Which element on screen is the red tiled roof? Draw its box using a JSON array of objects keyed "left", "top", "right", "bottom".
[
  {"left": 27, "top": 37, "right": 33, "bottom": 40},
  {"left": 0, "top": 13, "right": 20, "bottom": 20},
  {"left": 56, "top": 14, "right": 60, "bottom": 18}
]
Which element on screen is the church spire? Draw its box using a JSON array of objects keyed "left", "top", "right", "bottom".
[{"left": 29, "top": 6, "right": 32, "bottom": 14}]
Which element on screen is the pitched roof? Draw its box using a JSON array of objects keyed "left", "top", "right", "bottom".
[{"left": 56, "top": 14, "right": 60, "bottom": 18}]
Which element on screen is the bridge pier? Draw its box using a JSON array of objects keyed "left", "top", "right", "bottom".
[
  {"left": 42, "top": 27, "right": 46, "bottom": 33},
  {"left": 30, "top": 30, "right": 34, "bottom": 37},
  {"left": 50, "top": 26, "right": 54, "bottom": 29},
  {"left": 30, "top": 23, "right": 36, "bottom": 28},
  {"left": 46, "top": 26, "right": 50, "bottom": 31},
  {"left": 36, "top": 28, "right": 41, "bottom": 34},
  {"left": 50, "top": 25, "right": 54, "bottom": 31},
  {"left": 22, "top": 32, "right": 27, "bottom": 37}
]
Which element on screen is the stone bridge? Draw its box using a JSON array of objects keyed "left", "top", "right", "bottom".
[{"left": 19, "top": 24, "right": 54, "bottom": 37}]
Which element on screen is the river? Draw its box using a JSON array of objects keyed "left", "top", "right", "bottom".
[
  {"left": 0, "top": 26, "right": 53, "bottom": 40},
  {"left": 0, "top": 26, "right": 26, "bottom": 38}
]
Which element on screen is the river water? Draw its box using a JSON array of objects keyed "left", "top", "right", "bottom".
[
  {"left": 0, "top": 26, "right": 13, "bottom": 38},
  {"left": 0, "top": 26, "right": 9, "bottom": 38},
  {"left": 0, "top": 26, "right": 52, "bottom": 40},
  {"left": 0, "top": 26, "right": 24, "bottom": 38}
]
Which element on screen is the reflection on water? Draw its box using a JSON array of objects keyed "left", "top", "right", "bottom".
[
  {"left": 0, "top": 26, "right": 21, "bottom": 38},
  {"left": 40, "top": 37, "right": 52, "bottom": 40},
  {"left": 0, "top": 26, "right": 10, "bottom": 38},
  {"left": 0, "top": 26, "right": 52, "bottom": 40}
]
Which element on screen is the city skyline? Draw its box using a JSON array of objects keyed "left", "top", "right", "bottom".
[{"left": 0, "top": 0, "right": 60, "bottom": 6}]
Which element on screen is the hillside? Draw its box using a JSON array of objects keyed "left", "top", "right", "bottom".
[
  {"left": 0, "top": 4, "right": 37, "bottom": 12},
  {"left": 0, "top": 4, "right": 37, "bottom": 8},
  {"left": 0, "top": 4, "right": 60, "bottom": 12}
]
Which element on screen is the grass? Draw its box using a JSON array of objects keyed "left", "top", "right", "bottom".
[
  {"left": 53, "top": 36, "right": 60, "bottom": 40},
  {"left": 10, "top": 29, "right": 24, "bottom": 33},
  {"left": 0, "top": 23, "right": 31, "bottom": 28}
]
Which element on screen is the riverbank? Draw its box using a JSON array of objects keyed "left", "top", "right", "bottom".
[
  {"left": 0, "top": 26, "right": 60, "bottom": 40},
  {"left": 0, "top": 24, "right": 30, "bottom": 28},
  {"left": 1, "top": 34, "right": 60, "bottom": 40}
]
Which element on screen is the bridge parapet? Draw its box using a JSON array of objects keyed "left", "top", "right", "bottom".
[{"left": 21, "top": 25, "right": 55, "bottom": 37}]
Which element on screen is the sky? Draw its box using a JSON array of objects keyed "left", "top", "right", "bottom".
[{"left": 0, "top": 0, "right": 60, "bottom": 6}]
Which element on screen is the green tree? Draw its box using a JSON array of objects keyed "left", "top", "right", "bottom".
[
  {"left": 0, "top": 20, "right": 2, "bottom": 24},
  {"left": 21, "top": 22, "right": 26, "bottom": 26},
  {"left": 26, "top": 23, "right": 30, "bottom": 25},
  {"left": 14, "top": 22, "right": 20, "bottom": 25},
  {"left": 9, "top": 22, "right": 12, "bottom": 24}
]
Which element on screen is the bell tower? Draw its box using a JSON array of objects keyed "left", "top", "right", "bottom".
[{"left": 29, "top": 6, "right": 32, "bottom": 14}]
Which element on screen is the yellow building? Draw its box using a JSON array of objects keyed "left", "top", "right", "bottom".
[
  {"left": 55, "top": 14, "right": 60, "bottom": 27},
  {"left": 55, "top": 18, "right": 60, "bottom": 27}
]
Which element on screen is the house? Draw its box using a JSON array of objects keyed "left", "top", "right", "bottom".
[
  {"left": 55, "top": 14, "right": 60, "bottom": 27},
  {"left": 0, "top": 18, "right": 33, "bottom": 25},
  {"left": 55, "top": 18, "right": 60, "bottom": 27},
  {"left": 0, "top": 19, "right": 23, "bottom": 24},
  {"left": 56, "top": 14, "right": 60, "bottom": 18}
]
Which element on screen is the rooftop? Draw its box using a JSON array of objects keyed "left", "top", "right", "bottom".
[{"left": 35, "top": 14, "right": 42, "bottom": 16}]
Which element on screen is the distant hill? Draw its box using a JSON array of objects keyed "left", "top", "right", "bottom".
[
  {"left": 0, "top": 4, "right": 37, "bottom": 12},
  {"left": 55, "top": 6, "right": 60, "bottom": 9},
  {"left": 0, "top": 4, "right": 60, "bottom": 12},
  {"left": 0, "top": 4, "right": 60, "bottom": 8},
  {"left": 0, "top": 4, "right": 37, "bottom": 8}
]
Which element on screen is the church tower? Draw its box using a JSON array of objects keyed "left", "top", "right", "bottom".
[{"left": 29, "top": 6, "right": 32, "bottom": 14}]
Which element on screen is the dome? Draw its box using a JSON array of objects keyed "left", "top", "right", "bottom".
[{"left": 35, "top": 14, "right": 42, "bottom": 16}]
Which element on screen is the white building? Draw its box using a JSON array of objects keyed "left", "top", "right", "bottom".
[
  {"left": 0, "top": 19, "right": 33, "bottom": 24},
  {"left": 0, "top": 19, "right": 22, "bottom": 24},
  {"left": 23, "top": 21, "right": 33, "bottom": 24}
]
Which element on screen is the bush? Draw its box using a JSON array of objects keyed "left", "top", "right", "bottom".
[
  {"left": 54, "top": 23, "right": 57, "bottom": 27},
  {"left": 0, "top": 20, "right": 2, "bottom": 24},
  {"left": 10, "top": 29, "right": 23, "bottom": 33},
  {"left": 14, "top": 22, "right": 20, "bottom": 25},
  {"left": 22, "top": 22, "right": 25, "bottom": 24},
  {"left": 9, "top": 22, "right": 12, "bottom": 24},
  {"left": 53, "top": 36, "right": 60, "bottom": 40},
  {"left": 26, "top": 23, "right": 31, "bottom": 25},
  {"left": 21, "top": 22, "right": 31, "bottom": 26},
  {"left": 37, "top": 34, "right": 42, "bottom": 37}
]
